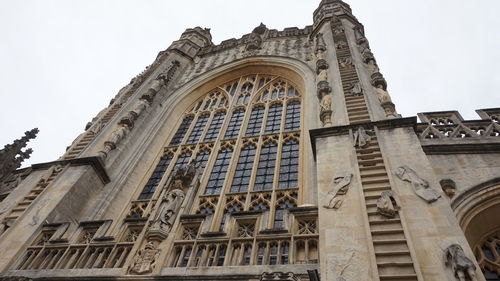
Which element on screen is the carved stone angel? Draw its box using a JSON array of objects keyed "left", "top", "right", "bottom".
[
  {"left": 444, "top": 244, "right": 477, "bottom": 281},
  {"left": 324, "top": 173, "right": 353, "bottom": 209},
  {"left": 353, "top": 127, "right": 371, "bottom": 148},
  {"left": 376, "top": 190, "right": 399, "bottom": 218},
  {"left": 396, "top": 166, "right": 441, "bottom": 203}
]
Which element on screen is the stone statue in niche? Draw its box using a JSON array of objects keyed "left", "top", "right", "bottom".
[
  {"left": 376, "top": 190, "right": 399, "bottom": 218},
  {"left": 319, "top": 93, "right": 332, "bottom": 113},
  {"left": 347, "top": 82, "right": 363, "bottom": 96},
  {"left": 396, "top": 166, "right": 441, "bottom": 203},
  {"left": 317, "top": 68, "right": 328, "bottom": 84},
  {"left": 149, "top": 188, "right": 185, "bottom": 234},
  {"left": 352, "top": 127, "right": 371, "bottom": 148},
  {"left": 366, "top": 60, "right": 380, "bottom": 75},
  {"left": 323, "top": 173, "right": 353, "bottom": 209},
  {"left": 444, "top": 244, "right": 477, "bottom": 281},
  {"left": 129, "top": 241, "right": 160, "bottom": 275},
  {"left": 99, "top": 124, "right": 130, "bottom": 159},
  {"left": 375, "top": 84, "right": 392, "bottom": 103},
  {"left": 382, "top": 102, "right": 398, "bottom": 118}
]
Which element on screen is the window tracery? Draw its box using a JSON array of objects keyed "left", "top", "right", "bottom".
[{"left": 119, "top": 74, "right": 315, "bottom": 269}]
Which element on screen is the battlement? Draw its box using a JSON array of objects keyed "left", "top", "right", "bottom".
[
  {"left": 416, "top": 108, "right": 500, "bottom": 154},
  {"left": 198, "top": 25, "right": 313, "bottom": 57}
]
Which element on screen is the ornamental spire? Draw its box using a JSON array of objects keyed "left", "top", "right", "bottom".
[{"left": 0, "top": 128, "right": 38, "bottom": 181}]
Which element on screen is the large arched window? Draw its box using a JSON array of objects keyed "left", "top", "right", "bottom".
[{"left": 130, "top": 74, "right": 310, "bottom": 268}]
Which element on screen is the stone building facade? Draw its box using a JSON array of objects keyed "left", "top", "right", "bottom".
[{"left": 0, "top": 1, "right": 499, "bottom": 280}]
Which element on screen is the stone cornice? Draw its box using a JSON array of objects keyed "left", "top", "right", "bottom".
[
  {"left": 309, "top": 117, "right": 417, "bottom": 158},
  {"left": 31, "top": 156, "right": 110, "bottom": 184},
  {"left": 420, "top": 141, "right": 500, "bottom": 155}
]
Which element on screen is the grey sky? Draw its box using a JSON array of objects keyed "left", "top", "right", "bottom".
[{"left": 1, "top": 0, "right": 499, "bottom": 167}]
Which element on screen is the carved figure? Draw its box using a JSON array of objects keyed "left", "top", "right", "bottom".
[
  {"left": 338, "top": 57, "right": 353, "bottom": 68},
  {"left": 100, "top": 125, "right": 130, "bottom": 158},
  {"left": 375, "top": 84, "right": 392, "bottom": 103},
  {"left": 366, "top": 60, "right": 380, "bottom": 74},
  {"left": 315, "top": 33, "right": 327, "bottom": 54},
  {"left": 324, "top": 173, "right": 353, "bottom": 209},
  {"left": 332, "top": 25, "right": 345, "bottom": 35},
  {"left": 376, "top": 190, "right": 399, "bottom": 218},
  {"left": 381, "top": 101, "right": 398, "bottom": 118},
  {"left": 336, "top": 40, "right": 348, "bottom": 50},
  {"left": 440, "top": 179, "right": 456, "bottom": 198},
  {"left": 317, "top": 68, "right": 328, "bottom": 84},
  {"left": 319, "top": 94, "right": 332, "bottom": 113},
  {"left": 396, "top": 166, "right": 441, "bottom": 203},
  {"left": 348, "top": 82, "right": 363, "bottom": 96},
  {"left": 245, "top": 32, "right": 262, "bottom": 51},
  {"left": 150, "top": 189, "right": 185, "bottom": 233},
  {"left": 129, "top": 241, "right": 160, "bottom": 275},
  {"left": 353, "top": 127, "right": 371, "bottom": 148},
  {"left": 444, "top": 244, "right": 477, "bottom": 281}
]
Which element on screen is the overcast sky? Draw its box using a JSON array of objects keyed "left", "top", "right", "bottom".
[{"left": 1, "top": 0, "right": 499, "bottom": 167}]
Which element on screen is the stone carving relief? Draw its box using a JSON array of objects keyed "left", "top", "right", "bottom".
[
  {"left": 99, "top": 61, "right": 180, "bottom": 159},
  {"left": 338, "top": 57, "right": 353, "bottom": 68},
  {"left": 376, "top": 190, "right": 399, "bottom": 218},
  {"left": 444, "top": 244, "right": 478, "bottom": 281},
  {"left": 149, "top": 189, "right": 185, "bottom": 235},
  {"left": 347, "top": 82, "right": 363, "bottom": 96},
  {"left": 334, "top": 251, "right": 355, "bottom": 281},
  {"left": 128, "top": 241, "right": 160, "bottom": 275},
  {"left": 352, "top": 127, "right": 372, "bottom": 148},
  {"left": 440, "top": 179, "right": 456, "bottom": 198},
  {"left": 375, "top": 84, "right": 398, "bottom": 118},
  {"left": 324, "top": 173, "right": 353, "bottom": 209},
  {"left": 396, "top": 166, "right": 441, "bottom": 203},
  {"left": 245, "top": 23, "right": 267, "bottom": 51}
]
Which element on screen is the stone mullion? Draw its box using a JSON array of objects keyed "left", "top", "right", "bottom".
[{"left": 242, "top": 138, "right": 259, "bottom": 210}]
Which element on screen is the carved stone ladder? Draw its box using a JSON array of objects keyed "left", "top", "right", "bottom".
[
  {"left": 332, "top": 21, "right": 370, "bottom": 124},
  {"left": 356, "top": 131, "right": 418, "bottom": 280},
  {"left": 3, "top": 165, "right": 63, "bottom": 223},
  {"left": 331, "top": 19, "right": 419, "bottom": 281},
  {"left": 64, "top": 102, "right": 122, "bottom": 160}
]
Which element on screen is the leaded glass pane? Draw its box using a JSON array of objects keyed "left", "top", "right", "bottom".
[
  {"left": 170, "top": 116, "right": 194, "bottom": 145},
  {"left": 265, "top": 104, "right": 282, "bottom": 134},
  {"left": 204, "top": 111, "right": 226, "bottom": 142},
  {"left": 230, "top": 146, "right": 256, "bottom": 193},
  {"left": 279, "top": 139, "right": 299, "bottom": 189},
  {"left": 138, "top": 154, "right": 172, "bottom": 200},
  {"left": 224, "top": 109, "right": 245, "bottom": 139},
  {"left": 205, "top": 148, "right": 233, "bottom": 195},
  {"left": 245, "top": 106, "right": 265, "bottom": 136},
  {"left": 284, "top": 101, "right": 300, "bottom": 131},
  {"left": 187, "top": 114, "right": 209, "bottom": 144},
  {"left": 254, "top": 142, "right": 277, "bottom": 191}
]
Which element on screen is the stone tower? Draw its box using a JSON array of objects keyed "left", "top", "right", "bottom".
[{"left": 1, "top": 1, "right": 499, "bottom": 280}]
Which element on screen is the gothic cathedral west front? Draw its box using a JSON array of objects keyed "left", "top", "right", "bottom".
[{"left": 1, "top": 1, "right": 499, "bottom": 281}]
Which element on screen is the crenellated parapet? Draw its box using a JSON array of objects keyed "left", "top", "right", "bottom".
[{"left": 416, "top": 108, "right": 500, "bottom": 154}]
